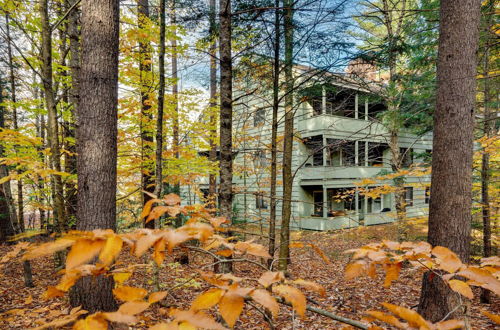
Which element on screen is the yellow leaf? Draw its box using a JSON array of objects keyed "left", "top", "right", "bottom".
[
  {"left": 345, "top": 262, "right": 365, "bottom": 281},
  {"left": 113, "top": 272, "right": 132, "bottom": 285},
  {"left": 117, "top": 301, "right": 150, "bottom": 315},
  {"left": 432, "top": 246, "right": 463, "bottom": 273},
  {"left": 250, "top": 289, "right": 279, "bottom": 317},
  {"left": 23, "top": 238, "right": 74, "bottom": 260},
  {"left": 258, "top": 271, "right": 284, "bottom": 287},
  {"left": 481, "top": 310, "right": 500, "bottom": 325},
  {"left": 383, "top": 263, "right": 401, "bottom": 288},
  {"left": 191, "top": 288, "right": 224, "bottom": 311},
  {"left": 273, "top": 284, "right": 306, "bottom": 318},
  {"left": 381, "top": 303, "right": 429, "bottom": 329},
  {"left": 149, "top": 291, "right": 168, "bottom": 304},
  {"left": 365, "top": 310, "right": 405, "bottom": 328},
  {"left": 24, "top": 295, "right": 33, "bottom": 304},
  {"left": 219, "top": 289, "right": 244, "bottom": 328},
  {"left": 99, "top": 235, "right": 123, "bottom": 265},
  {"left": 447, "top": 279, "right": 473, "bottom": 299},
  {"left": 66, "top": 239, "right": 105, "bottom": 270},
  {"left": 292, "top": 279, "right": 326, "bottom": 296},
  {"left": 113, "top": 286, "right": 148, "bottom": 302}
]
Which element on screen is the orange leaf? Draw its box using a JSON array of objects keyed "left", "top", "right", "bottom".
[
  {"left": 481, "top": 311, "right": 500, "bottom": 325},
  {"left": 113, "top": 286, "right": 148, "bottom": 302},
  {"left": 447, "top": 279, "right": 473, "bottom": 299},
  {"left": 434, "top": 319, "right": 465, "bottom": 330},
  {"left": 457, "top": 267, "right": 500, "bottom": 296},
  {"left": 383, "top": 263, "right": 401, "bottom": 288},
  {"left": 149, "top": 291, "right": 168, "bottom": 304},
  {"left": 216, "top": 249, "right": 233, "bottom": 257},
  {"left": 147, "top": 206, "right": 180, "bottom": 222},
  {"left": 101, "top": 311, "right": 137, "bottom": 324},
  {"left": 258, "top": 271, "right": 284, "bottom": 287},
  {"left": 432, "top": 246, "right": 462, "bottom": 273},
  {"left": 191, "top": 288, "right": 224, "bottom": 311},
  {"left": 219, "top": 288, "right": 244, "bottom": 328},
  {"left": 99, "top": 234, "right": 123, "bottom": 266},
  {"left": 292, "top": 279, "right": 326, "bottom": 296},
  {"left": 117, "top": 301, "right": 150, "bottom": 315},
  {"left": 43, "top": 286, "right": 65, "bottom": 299},
  {"left": 381, "top": 303, "right": 429, "bottom": 329},
  {"left": 164, "top": 193, "right": 181, "bottom": 205},
  {"left": 31, "top": 309, "right": 87, "bottom": 330},
  {"left": 66, "top": 239, "right": 105, "bottom": 270},
  {"left": 73, "top": 314, "right": 108, "bottom": 330},
  {"left": 169, "top": 309, "right": 227, "bottom": 330},
  {"left": 234, "top": 241, "right": 271, "bottom": 258},
  {"left": 24, "top": 295, "right": 33, "bottom": 305},
  {"left": 250, "top": 289, "right": 279, "bottom": 317},
  {"left": 163, "top": 229, "right": 192, "bottom": 253},
  {"left": 140, "top": 198, "right": 161, "bottom": 219},
  {"left": 273, "top": 284, "right": 306, "bottom": 318},
  {"left": 135, "top": 232, "right": 162, "bottom": 257},
  {"left": 153, "top": 238, "right": 166, "bottom": 265},
  {"left": 365, "top": 310, "right": 405, "bottom": 328},
  {"left": 23, "top": 238, "right": 74, "bottom": 260},
  {"left": 345, "top": 262, "right": 365, "bottom": 281}
]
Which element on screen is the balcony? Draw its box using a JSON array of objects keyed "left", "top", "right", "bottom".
[
  {"left": 299, "top": 165, "right": 389, "bottom": 182},
  {"left": 297, "top": 114, "right": 388, "bottom": 139}
]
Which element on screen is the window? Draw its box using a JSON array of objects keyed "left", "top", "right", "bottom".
[
  {"left": 311, "top": 99, "right": 322, "bottom": 116},
  {"left": 400, "top": 148, "right": 413, "bottom": 168},
  {"left": 254, "top": 108, "right": 265, "bottom": 126},
  {"left": 425, "top": 186, "right": 430, "bottom": 204},
  {"left": 404, "top": 187, "right": 414, "bottom": 207},
  {"left": 256, "top": 193, "right": 268, "bottom": 209}
]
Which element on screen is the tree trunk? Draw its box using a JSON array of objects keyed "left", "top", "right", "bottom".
[
  {"left": 418, "top": 0, "right": 481, "bottom": 322},
  {"left": 5, "top": 13, "right": 23, "bottom": 233},
  {"left": 0, "top": 79, "right": 16, "bottom": 242},
  {"left": 278, "top": 0, "right": 294, "bottom": 272},
  {"left": 268, "top": 0, "right": 280, "bottom": 268},
  {"left": 65, "top": 0, "right": 80, "bottom": 226},
  {"left": 154, "top": 0, "right": 166, "bottom": 202},
  {"left": 208, "top": 0, "right": 217, "bottom": 210},
  {"left": 138, "top": 0, "right": 156, "bottom": 229},
  {"left": 40, "top": 0, "right": 65, "bottom": 233},
  {"left": 218, "top": 0, "right": 233, "bottom": 273},
  {"left": 69, "top": 0, "right": 120, "bottom": 313}
]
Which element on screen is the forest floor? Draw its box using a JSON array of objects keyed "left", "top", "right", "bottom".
[{"left": 0, "top": 222, "right": 498, "bottom": 329}]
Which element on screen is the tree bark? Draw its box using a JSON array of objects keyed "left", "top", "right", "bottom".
[
  {"left": 65, "top": 0, "right": 80, "bottom": 226},
  {"left": 40, "top": 0, "right": 65, "bottom": 233},
  {"left": 218, "top": 0, "right": 233, "bottom": 273},
  {"left": 208, "top": 0, "right": 217, "bottom": 209},
  {"left": 138, "top": 0, "right": 156, "bottom": 229},
  {"left": 69, "top": 0, "right": 120, "bottom": 313},
  {"left": 0, "top": 79, "right": 16, "bottom": 242},
  {"left": 154, "top": 0, "right": 166, "bottom": 202},
  {"left": 278, "top": 0, "right": 294, "bottom": 272},
  {"left": 418, "top": 0, "right": 481, "bottom": 322},
  {"left": 5, "top": 13, "right": 23, "bottom": 233},
  {"left": 268, "top": 0, "right": 280, "bottom": 268}
]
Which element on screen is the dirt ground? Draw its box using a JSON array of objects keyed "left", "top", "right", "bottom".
[{"left": 0, "top": 223, "right": 498, "bottom": 329}]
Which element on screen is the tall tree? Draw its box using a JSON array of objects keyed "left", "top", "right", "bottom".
[
  {"left": 208, "top": 0, "right": 218, "bottom": 208},
  {"left": 155, "top": 0, "right": 166, "bottom": 201},
  {"left": 218, "top": 0, "right": 233, "bottom": 273},
  {"left": 69, "top": 0, "right": 120, "bottom": 313},
  {"left": 5, "top": 13, "right": 23, "bottom": 232},
  {"left": 40, "top": 0, "right": 65, "bottom": 233},
  {"left": 0, "top": 78, "right": 16, "bottom": 242},
  {"left": 418, "top": 0, "right": 482, "bottom": 322},
  {"left": 138, "top": 0, "right": 155, "bottom": 228},
  {"left": 278, "top": 0, "right": 294, "bottom": 272}
]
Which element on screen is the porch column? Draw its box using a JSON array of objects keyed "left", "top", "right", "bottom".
[
  {"left": 323, "top": 135, "right": 327, "bottom": 167},
  {"left": 365, "top": 98, "right": 368, "bottom": 120},
  {"left": 365, "top": 141, "right": 369, "bottom": 166},
  {"left": 355, "top": 188, "right": 359, "bottom": 217},
  {"left": 364, "top": 194, "right": 368, "bottom": 214},
  {"left": 323, "top": 185, "right": 327, "bottom": 218},
  {"left": 354, "top": 93, "right": 358, "bottom": 119},
  {"left": 355, "top": 141, "right": 359, "bottom": 166},
  {"left": 322, "top": 86, "right": 326, "bottom": 114}
]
